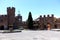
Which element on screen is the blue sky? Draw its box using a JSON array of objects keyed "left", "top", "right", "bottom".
[{"left": 0, "top": 0, "right": 60, "bottom": 21}]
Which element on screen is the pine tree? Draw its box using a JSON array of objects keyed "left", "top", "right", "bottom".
[{"left": 27, "top": 12, "right": 34, "bottom": 29}]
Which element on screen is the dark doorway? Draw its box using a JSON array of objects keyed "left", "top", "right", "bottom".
[
  {"left": 34, "top": 26, "right": 39, "bottom": 30},
  {"left": 44, "top": 25, "right": 47, "bottom": 30},
  {"left": 54, "top": 25, "right": 57, "bottom": 28},
  {"left": 0, "top": 25, "right": 4, "bottom": 30},
  {"left": 13, "top": 23, "right": 18, "bottom": 29}
]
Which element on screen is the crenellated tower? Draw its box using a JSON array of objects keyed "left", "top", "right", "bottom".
[{"left": 7, "top": 7, "right": 15, "bottom": 29}]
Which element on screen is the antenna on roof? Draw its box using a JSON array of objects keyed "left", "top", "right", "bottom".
[
  {"left": 18, "top": 11, "right": 20, "bottom": 14},
  {"left": 18, "top": 11, "right": 21, "bottom": 16}
]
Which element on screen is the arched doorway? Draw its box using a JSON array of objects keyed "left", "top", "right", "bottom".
[{"left": 47, "top": 23, "right": 51, "bottom": 30}]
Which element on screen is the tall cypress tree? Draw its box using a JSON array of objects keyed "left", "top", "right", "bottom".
[{"left": 27, "top": 12, "right": 33, "bottom": 29}]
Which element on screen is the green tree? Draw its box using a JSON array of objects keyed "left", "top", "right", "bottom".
[{"left": 27, "top": 12, "right": 34, "bottom": 29}]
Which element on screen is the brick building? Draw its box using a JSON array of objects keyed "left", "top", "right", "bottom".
[
  {"left": 34, "top": 14, "right": 60, "bottom": 30},
  {"left": 0, "top": 7, "right": 22, "bottom": 30},
  {"left": 38, "top": 14, "right": 55, "bottom": 30}
]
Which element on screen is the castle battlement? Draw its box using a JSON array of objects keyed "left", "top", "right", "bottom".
[{"left": 39, "top": 14, "right": 54, "bottom": 18}]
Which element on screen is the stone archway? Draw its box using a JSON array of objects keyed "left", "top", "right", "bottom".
[{"left": 47, "top": 23, "right": 51, "bottom": 30}]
